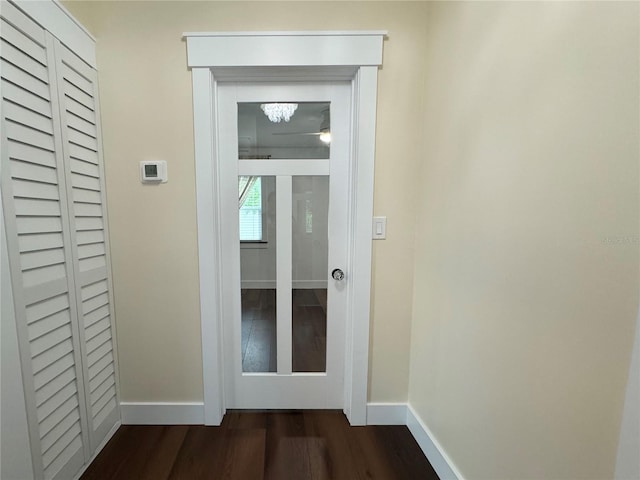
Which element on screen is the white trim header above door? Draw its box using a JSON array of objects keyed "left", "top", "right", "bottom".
[
  {"left": 185, "top": 31, "right": 385, "bottom": 427},
  {"left": 184, "top": 31, "right": 385, "bottom": 67}
]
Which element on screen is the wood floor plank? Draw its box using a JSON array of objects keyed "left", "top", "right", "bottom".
[
  {"left": 220, "top": 429, "right": 265, "bottom": 480},
  {"left": 81, "top": 411, "right": 440, "bottom": 480},
  {"left": 302, "top": 410, "right": 361, "bottom": 480},
  {"left": 81, "top": 426, "right": 158, "bottom": 480},
  {"left": 167, "top": 426, "right": 227, "bottom": 480},
  {"left": 135, "top": 425, "right": 189, "bottom": 480},
  {"left": 373, "top": 425, "right": 440, "bottom": 479}
]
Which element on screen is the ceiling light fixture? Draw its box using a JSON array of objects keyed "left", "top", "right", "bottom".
[
  {"left": 319, "top": 131, "right": 332, "bottom": 144},
  {"left": 260, "top": 103, "right": 298, "bottom": 123}
]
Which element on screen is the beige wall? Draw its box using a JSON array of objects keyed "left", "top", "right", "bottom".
[
  {"left": 62, "top": 1, "right": 640, "bottom": 477},
  {"left": 410, "top": 2, "right": 639, "bottom": 479},
  {"left": 63, "top": 1, "right": 428, "bottom": 403}
]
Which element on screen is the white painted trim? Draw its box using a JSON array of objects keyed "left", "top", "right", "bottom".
[
  {"left": 192, "top": 68, "right": 225, "bottom": 426},
  {"left": 118, "top": 401, "right": 465, "bottom": 480},
  {"left": 8, "top": 0, "right": 97, "bottom": 68},
  {"left": 185, "top": 32, "right": 384, "bottom": 68},
  {"left": 120, "top": 403, "right": 205, "bottom": 425},
  {"left": 343, "top": 66, "right": 378, "bottom": 426},
  {"left": 73, "top": 421, "right": 121, "bottom": 480},
  {"left": 238, "top": 159, "right": 329, "bottom": 176},
  {"left": 365, "top": 402, "right": 462, "bottom": 479},
  {"left": 615, "top": 306, "right": 640, "bottom": 480},
  {"left": 241, "top": 280, "right": 328, "bottom": 289},
  {"left": 184, "top": 31, "right": 388, "bottom": 38},
  {"left": 188, "top": 31, "right": 383, "bottom": 427},
  {"left": 276, "top": 175, "right": 293, "bottom": 375},
  {"left": 366, "top": 403, "right": 408, "bottom": 425},
  {"left": 406, "top": 405, "right": 464, "bottom": 480}
]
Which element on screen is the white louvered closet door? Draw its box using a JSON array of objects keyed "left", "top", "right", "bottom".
[
  {"left": 1, "top": 1, "right": 120, "bottom": 478},
  {"left": 53, "top": 40, "right": 121, "bottom": 453},
  {"left": 1, "top": 2, "right": 91, "bottom": 479}
]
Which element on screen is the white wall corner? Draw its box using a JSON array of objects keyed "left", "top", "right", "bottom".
[
  {"left": 120, "top": 403, "right": 205, "bottom": 425},
  {"left": 406, "top": 405, "right": 464, "bottom": 480},
  {"left": 366, "top": 402, "right": 462, "bottom": 479},
  {"left": 615, "top": 307, "right": 640, "bottom": 480}
]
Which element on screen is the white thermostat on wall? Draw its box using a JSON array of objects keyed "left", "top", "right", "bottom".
[{"left": 140, "top": 161, "right": 168, "bottom": 183}]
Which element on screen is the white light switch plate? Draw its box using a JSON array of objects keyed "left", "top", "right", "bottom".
[{"left": 372, "top": 216, "right": 387, "bottom": 240}]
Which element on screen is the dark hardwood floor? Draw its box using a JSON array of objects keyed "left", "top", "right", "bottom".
[
  {"left": 242, "top": 289, "right": 328, "bottom": 373},
  {"left": 81, "top": 410, "right": 440, "bottom": 480}
]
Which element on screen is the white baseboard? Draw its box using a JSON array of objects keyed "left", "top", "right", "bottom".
[
  {"left": 366, "top": 402, "right": 408, "bottom": 425},
  {"left": 406, "top": 405, "right": 464, "bottom": 480},
  {"left": 118, "top": 401, "right": 460, "bottom": 478},
  {"left": 240, "top": 280, "right": 328, "bottom": 289},
  {"left": 366, "top": 402, "right": 462, "bottom": 480},
  {"left": 73, "top": 420, "right": 121, "bottom": 480},
  {"left": 120, "top": 402, "right": 204, "bottom": 425}
]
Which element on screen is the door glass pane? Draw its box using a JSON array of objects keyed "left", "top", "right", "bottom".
[
  {"left": 238, "top": 102, "right": 330, "bottom": 159},
  {"left": 240, "top": 175, "right": 276, "bottom": 372},
  {"left": 292, "top": 176, "right": 328, "bottom": 372}
]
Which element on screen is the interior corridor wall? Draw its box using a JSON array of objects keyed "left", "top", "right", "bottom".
[
  {"left": 409, "top": 2, "right": 639, "bottom": 478},
  {"left": 62, "top": 1, "right": 429, "bottom": 404}
]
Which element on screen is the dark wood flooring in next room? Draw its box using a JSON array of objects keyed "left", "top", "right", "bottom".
[{"left": 81, "top": 410, "right": 440, "bottom": 480}]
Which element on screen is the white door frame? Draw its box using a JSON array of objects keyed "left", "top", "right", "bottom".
[{"left": 184, "top": 31, "right": 386, "bottom": 426}]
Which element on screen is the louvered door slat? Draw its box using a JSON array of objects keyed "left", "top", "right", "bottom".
[
  {"left": 72, "top": 189, "right": 102, "bottom": 205},
  {"left": 82, "top": 292, "right": 109, "bottom": 316},
  {"left": 90, "top": 376, "right": 115, "bottom": 407},
  {"left": 68, "top": 114, "right": 97, "bottom": 139},
  {"left": 14, "top": 197, "right": 60, "bottom": 216},
  {"left": 81, "top": 279, "right": 108, "bottom": 299},
  {"left": 0, "top": 1, "right": 46, "bottom": 46},
  {"left": 1, "top": 38, "right": 48, "bottom": 83},
  {"left": 70, "top": 158, "right": 99, "bottom": 177},
  {"left": 2, "top": 61, "right": 50, "bottom": 102},
  {"left": 12, "top": 179, "right": 60, "bottom": 201},
  {"left": 86, "top": 317, "right": 110, "bottom": 342},
  {"left": 11, "top": 160, "right": 58, "bottom": 184},
  {"left": 84, "top": 306, "right": 109, "bottom": 328},
  {"left": 41, "top": 421, "right": 82, "bottom": 469},
  {"left": 65, "top": 97, "right": 96, "bottom": 127},
  {"left": 37, "top": 381, "right": 77, "bottom": 425},
  {"left": 63, "top": 80, "right": 93, "bottom": 111},
  {"left": 0, "top": 18, "right": 47, "bottom": 65},
  {"left": 19, "top": 232, "right": 64, "bottom": 252},
  {"left": 29, "top": 309, "right": 71, "bottom": 341},
  {"left": 2, "top": 79, "right": 52, "bottom": 117},
  {"left": 16, "top": 216, "right": 63, "bottom": 235},
  {"left": 41, "top": 407, "right": 80, "bottom": 453},
  {"left": 9, "top": 141, "right": 56, "bottom": 167},
  {"left": 34, "top": 367, "right": 75, "bottom": 408},
  {"left": 6, "top": 120, "right": 55, "bottom": 151},
  {"left": 31, "top": 338, "right": 74, "bottom": 374},
  {"left": 4, "top": 99, "right": 54, "bottom": 134},
  {"left": 30, "top": 323, "right": 72, "bottom": 357},
  {"left": 89, "top": 362, "right": 114, "bottom": 393},
  {"left": 74, "top": 203, "right": 102, "bottom": 219},
  {"left": 67, "top": 128, "right": 97, "bottom": 152},
  {"left": 1, "top": 9, "right": 90, "bottom": 480},
  {"left": 71, "top": 172, "right": 101, "bottom": 191},
  {"left": 39, "top": 391, "right": 78, "bottom": 439}
]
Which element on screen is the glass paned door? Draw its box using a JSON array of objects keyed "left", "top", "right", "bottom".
[{"left": 218, "top": 82, "right": 350, "bottom": 409}]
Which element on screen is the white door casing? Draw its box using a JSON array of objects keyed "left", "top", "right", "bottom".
[{"left": 185, "top": 31, "right": 385, "bottom": 425}]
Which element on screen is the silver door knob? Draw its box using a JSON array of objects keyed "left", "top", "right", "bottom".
[{"left": 332, "top": 268, "right": 345, "bottom": 281}]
